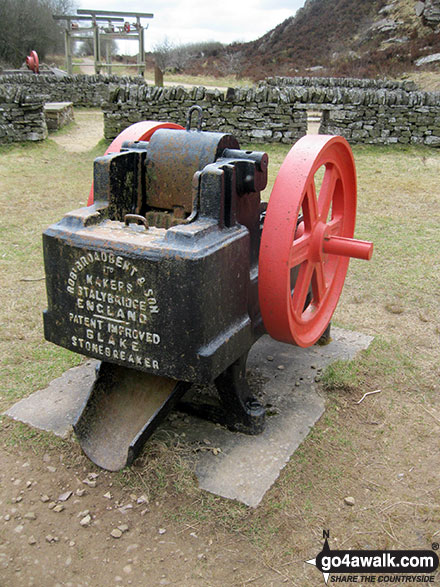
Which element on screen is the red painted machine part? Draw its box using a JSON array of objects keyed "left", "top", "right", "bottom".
[
  {"left": 26, "top": 51, "right": 39, "bottom": 73},
  {"left": 258, "top": 134, "right": 373, "bottom": 348},
  {"left": 87, "top": 121, "right": 184, "bottom": 206}
]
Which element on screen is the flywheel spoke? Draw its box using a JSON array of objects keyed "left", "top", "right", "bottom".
[
  {"left": 291, "top": 262, "right": 314, "bottom": 319},
  {"left": 327, "top": 216, "right": 343, "bottom": 236},
  {"left": 311, "top": 262, "right": 327, "bottom": 306},
  {"left": 289, "top": 235, "right": 312, "bottom": 268},
  {"left": 318, "top": 163, "right": 339, "bottom": 222},
  {"left": 302, "top": 181, "right": 319, "bottom": 230}
]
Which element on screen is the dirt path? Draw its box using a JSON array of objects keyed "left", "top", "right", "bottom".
[
  {"left": 0, "top": 439, "right": 279, "bottom": 586},
  {"left": 50, "top": 109, "right": 104, "bottom": 153},
  {"left": 78, "top": 57, "right": 95, "bottom": 76}
]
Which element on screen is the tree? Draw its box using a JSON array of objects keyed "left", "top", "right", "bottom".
[
  {"left": 153, "top": 38, "right": 225, "bottom": 74},
  {"left": 219, "top": 50, "right": 245, "bottom": 79},
  {"left": 0, "top": 0, "right": 77, "bottom": 67},
  {"left": 152, "top": 37, "right": 175, "bottom": 73}
]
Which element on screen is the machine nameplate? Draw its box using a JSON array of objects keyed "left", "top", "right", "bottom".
[{"left": 64, "top": 251, "right": 161, "bottom": 369}]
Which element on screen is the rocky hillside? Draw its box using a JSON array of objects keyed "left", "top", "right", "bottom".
[{"left": 185, "top": 0, "right": 440, "bottom": 80}]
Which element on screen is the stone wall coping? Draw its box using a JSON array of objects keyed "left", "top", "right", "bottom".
[{"left": 44, "top": 102, "right": 73, "bottom": 111}]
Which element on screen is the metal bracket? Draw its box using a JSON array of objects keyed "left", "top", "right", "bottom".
[
  {"left": 186, "top": 105, "right": 203, "bottom": 132},
  {"left": 124, "top": 214, "right": 149, "bottom": 229}
]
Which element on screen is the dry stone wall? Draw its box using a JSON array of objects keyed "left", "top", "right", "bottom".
[
  {"left": 320, "top": 103, "right": 440, "bottom": 146},
  {"left": 262, "top": 76, "right": 418, "bottom": 91},
  {"left": 0, "top": 73, "right": 143, "bottom": 107},
  {"left": 1, "top": 73, "right": 440, "bottom": 147},
  {"left": 0, "top": 73, "right": 143, "bottom": 143},
  {"left": 272, "top": 79, "right": 440, "bottom": 146},
  {"left": 102, "top": 84, "right": 307, "bottom": 144},
  {"left": 102, "top": 77, "right": 440, "bottom": 148},
  {"left": 0, "top": 85, "right": 47, "bottom": 143}
]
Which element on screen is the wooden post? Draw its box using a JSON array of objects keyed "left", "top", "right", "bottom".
[
  {"left": 105, "top": 39, "right": 112, "bottom": 74},
  {"left": 93, "top": 22, "right": 101, "bottom": 74},
  {"left": 138, "top": 19, "right": 145, "bottom": 76},
  {"left": 154, "top": 65, "right": 163, "bottom": 87},
  {"left": 64, "top": 29, "right": 73, "bottom": 75}
]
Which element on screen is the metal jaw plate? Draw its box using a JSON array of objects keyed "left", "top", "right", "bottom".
[{"left": 74, "top": 362, "right": 189, "bottom": 471}]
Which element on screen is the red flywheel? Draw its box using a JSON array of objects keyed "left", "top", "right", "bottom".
[
  {"left": 87, "top": 120, "right": 184, "bottom": 206},
  {"left": 26, "top": 50, "right": 39, "bottom": 73},
  {"left": 258, "top": 135, "right": 373, "bottom": 348}
]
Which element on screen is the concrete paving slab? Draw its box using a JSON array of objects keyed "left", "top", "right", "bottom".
[
  {"left": 3, "top": 327, "right": 373, "bottom": 506},
  {"left": 4, "top": 361, "right": 97, "bottom": 437},
  {"left": 172, "top": 327, "right": 373, "bottom": 506}
]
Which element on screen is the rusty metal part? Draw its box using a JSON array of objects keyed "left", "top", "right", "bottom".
[
  {"left": 124, "top": 214, "right": 149, "bottom": 229},
  {"left": 93, "top": 149, "right": 144, "bottom": 221},
  {"left": 186, "top": 105, "right": 203, "bottom": 131},
  {"left": 87, "top": 121, "right": 184, "bottom": 207},
  {"left": 144, "top": 128, "right": 239, "bottom": 213},
  {"left": 74, "top": 362, "right": 190, "bottom": 470},
  {"left": 144, "top": 209, "right": 188, "bottom": 229}
]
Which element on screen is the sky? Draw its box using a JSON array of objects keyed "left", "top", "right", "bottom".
[{"left": 76, "top": 0, "right": 306, "bottom": 53}]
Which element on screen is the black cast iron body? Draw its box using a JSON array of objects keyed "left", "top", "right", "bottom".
[
  {"left": 44, "top": 127, "right": 268, "bottom": 382},
  {"left": 43, "top": 124, "right": 269, "bottom": 456}
]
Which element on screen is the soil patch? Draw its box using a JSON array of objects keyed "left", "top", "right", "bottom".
[{"left": 50, "top": 109, "right": 104, "bottom": 153}]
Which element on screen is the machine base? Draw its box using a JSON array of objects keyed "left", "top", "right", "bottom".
[{"left": 4, "top": 328, "right": 374, "bottom": 505}]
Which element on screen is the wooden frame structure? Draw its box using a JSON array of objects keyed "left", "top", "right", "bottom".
[{"left": 53, "top": 10, "right": 154, "bottom": 76}]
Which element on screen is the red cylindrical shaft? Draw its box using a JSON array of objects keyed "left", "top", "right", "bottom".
[{"left": 323, "top": 235, "right": 373, "bottom": 260}]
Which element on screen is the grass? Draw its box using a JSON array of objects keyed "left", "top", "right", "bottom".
[
  {"left": 321, "top": 337, "right": 416, "bottom": 394},
  {"left": 116, "top": 438, "right": 199, "bottom": 503},
  {"left": 1, "top": 419, "right": 70, "bottom": 454},
  {"left": 0, "top": 136, "right": 96, "bottom": 409},
  {"left": 1, "top": 110, "right": 440, "bottom": 583},
  {"left": 143, "top": 68, "right": 254, "bottom": 88},
  {"left": 402, "top": 70, "right": 440, "bottom": 92},
  {"left": 334, "top": 144, "right": 440, "bottom": 379}
]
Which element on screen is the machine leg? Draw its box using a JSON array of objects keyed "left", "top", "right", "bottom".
[
  {"left": 316, "top": 322, "right": 332, "bottom": 345},
  {"left": 178, "top": 353, "right": 266, "bottom": 435},
  {"left": 215, "top": 353, "right": 266, "bottom": 434}
]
